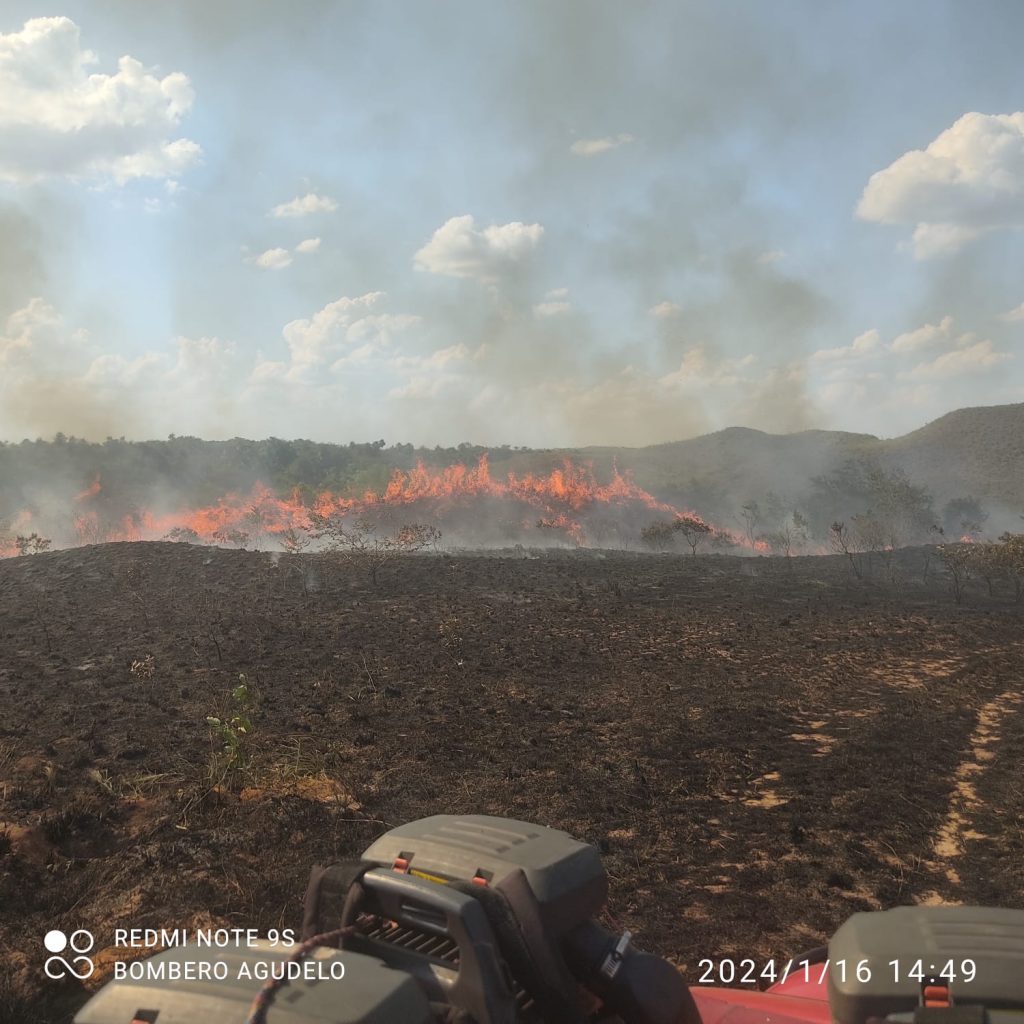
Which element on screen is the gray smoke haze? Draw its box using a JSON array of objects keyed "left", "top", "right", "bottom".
[
  {"left": 0, "top": 204, "right": 46, "bottom": 314},
  {"left": 0, "top": 0, "right": 1020, "bottom": 447}
]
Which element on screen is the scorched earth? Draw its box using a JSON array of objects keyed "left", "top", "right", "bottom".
[{"left": 0, "top": 541, "right": 1021, "bottom": 1022}]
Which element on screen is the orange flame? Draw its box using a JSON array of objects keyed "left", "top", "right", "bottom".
[
  {"left": 74, "top": 475, "right": 102, "bottom": 502},
  {"left": 3, "top": 455, "right": 765, "bottom": 555}
]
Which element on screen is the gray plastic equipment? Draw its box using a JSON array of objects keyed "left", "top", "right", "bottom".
[
  {"left": 72, "top": 941, "right": 432, "bottom": 1024},
  {"left": 828, "top": 906, "right": 1024, "bottom": 1024},
  {"left": 360, "top": 814, "right": 608, "bottom": 935}
]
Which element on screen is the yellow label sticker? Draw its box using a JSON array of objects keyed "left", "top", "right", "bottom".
[{"left": 409, "top": 869, "right": 450, "bottom": 885}]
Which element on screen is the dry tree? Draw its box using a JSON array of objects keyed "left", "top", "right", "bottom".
[
  {"left": 674, "top": 514, "right": 712, "bottom": 556},
  {"left": 15, "top": 533, "right": 52, "bottom": 555},
  {"left": 829, "top": 521, "right": 863, "bottom": 578},
  {"left": 311, "top": 513, "right": 441, "bottom": 584},
  {"left": 937, "top": 543, "right": 974, "bottom": 604}
]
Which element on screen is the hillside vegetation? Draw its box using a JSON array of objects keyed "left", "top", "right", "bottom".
[{"left": 0, "top": 403, "right": 1021, "bottom": 545}]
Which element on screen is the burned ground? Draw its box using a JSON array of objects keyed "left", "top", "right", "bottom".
[{"left": 1, "top": 542, "right": 1022, "bottom": 1022}]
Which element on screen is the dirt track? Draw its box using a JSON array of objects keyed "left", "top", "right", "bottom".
[{"left": 1, "top": 542, "right": 1022, "bottom": 1022}]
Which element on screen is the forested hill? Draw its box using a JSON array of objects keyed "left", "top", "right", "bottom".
[{"left": 1, "top": 403, "right": 1021, "bottom": 531}]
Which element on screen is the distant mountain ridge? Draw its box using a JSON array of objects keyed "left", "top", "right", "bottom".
[
  {"left": 879, "top": 403, "right": 1024, "bottom": 509},
  {"left": 576, "top": 402, "right": 1024, "bottom": 520}
]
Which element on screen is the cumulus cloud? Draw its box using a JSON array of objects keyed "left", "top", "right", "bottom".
[
  {"left": 83, "top": 334, "right": 237, "bottom": 388},
  {"left": 0, "top": 297, "right": 62, "bottom": 365},
  {"left": 533, "top": 287, "right": 571, "bottom": 317},
  {"left": 907, "top": 223, "right": 986, "bottom": 259},
  {"left": 279, "top": 292, "right": 420, "bottom": 380},
  {"left": 0, "top": 17, "right": 200, "bottom": 184},
  {"left": 889, "top": 316, "right": 955, "bottom": 353},
  {"left": 83, "top": 350, "right": 164, "bottom": 387},
  {"left": 810, "top": 329, "right": 881, "bottom": 362},
  {"left": 569, "top": 133, "right": 634, "bottom": 156},
  {"left": 906, "top": 340, "right": 1012, "bottom": 379},
  {"left": 811, "top": 317, "right": 1000, "bottom": 366},
  {"left": 166, "top": 335, "right": 238, "bottom": 382},
  {"left": 533, "top": 300, "right": 570, "bottom": 317},
  {"left": 387, "top": 344, "right": 476, "bottom": 399},
  {"left": 649, "top": 300, "right": 682, "bottom": 318},
  {"left": 999, "top": 302, "right": 1024, "bottom": 323},
  {"left": 857, "top": 111, "right": 1024, "bottom": 258},
  {"left": 270, "top": 193, "right": 337, "bottom": 218},
  {"left": 659, "top": 347, "right": 756, "bottom": 388},
  {"left": 246, "top": 238, "right": 321, "bottom": 268},
  {"left": 390, "top": 343, "right": 472, "bottom": 372},
  {"left": 252, "top": 247, "right": 293, "bottom": 270},
  {"left": 0, "top": 298, "right": 155, "bottom": 438},
  {"left": 414, "top": 215, "right": 544, "bottom": 282},
  {"left": 807, "top": 314, "right": 1012, "bottom": 429}
]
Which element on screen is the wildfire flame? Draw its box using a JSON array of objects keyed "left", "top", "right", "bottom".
[
  {"left": 2, "top": 454, "right": 752, "bottom": 555},
  {"left": 74, "top": 476, "right": 102, "bottom": 502}
]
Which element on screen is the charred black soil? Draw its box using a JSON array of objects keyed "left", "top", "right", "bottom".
[{"left": 1, "top": 542, "right": 1022, "bottom": 1022}]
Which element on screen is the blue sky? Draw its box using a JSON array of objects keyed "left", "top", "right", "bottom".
[{"left": 0, "top": 1, "right": 1021, "bottom": 446}]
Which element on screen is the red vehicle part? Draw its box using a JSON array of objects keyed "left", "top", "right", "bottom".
[{"left": 692, "top": 969, "right": 832, "bottom": 1024}]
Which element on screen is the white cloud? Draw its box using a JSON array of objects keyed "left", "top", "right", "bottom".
[
  {"left": 907, "top": 340, "right": 1011, "bottom": 379},
  {"left": 281, "top": 292, "right": 420, "bottom": 379},
  {"left": 387, "top": 344, "right": 474, "bottom": 399},
  {"left": 84, "top": 351, "right": 165, "bottom": 386},
  {"left": 659, "top": 347, "right": 710, "bottom": 382},
  {"left": 342, "top": 313, "right": 421, "bottom": 347},
  {"left": 810, "top": 329, "right": 881, "bottom": 362},
  {"left": 270, "top": 193, "right": 338, "bottom": 218},
  {"left": 570, "top": 133, "right": 634, "bottom": 156},
  {"left": 659, "top": 347, "right": 756, "bottom": 388},
  {"left": 811, "top": 317, "right": 987, "bottom": 364},
  {"left": 0, "top": 299, "right": 150, "bottom": 440},
  {"left": 533, "top": 300, "right": 570, "bottom": 317},
  {"left": 84, "top": 334, "right": 238, "bottom": 387},
  {"left": 390, "top": 344, "right": 471, "bottom": 373},
  {"left": 0, "top": 17, "right": 200, "bottom": 184},
  {"left": 889, "top": 316, "right": 954, "bottom": 353},
  {"left": 649, "top": 300, "right": 682, "bottom": 318},
  {"left": 108, "top": 138, "right": 200, "bottom": 183},
  {"left": 167, "top": 335, "right": 238, "bottom": 382},
  {"left": 756, "top": 250, "right": 786, "bottom": 265},
  {"left": 908, "top": 223, "right": 986, "bottom": 259},
  {"left": 857, "top": 111, "right": 1024, "bottom": 258},
  {"left": 534, "top": 286, "right": 570, "bottom": 314},
  {"left": 246, "top": 238, "right": 320, "bottom": 268},
  {"left": 283, "top": 293, "right": 382, "bottom": 369},
  {"left": 387, "top": 375, "right": 451, "bottom": 400},
  {"left": 0, "top": 297, "right": 104, "bottom": 376},
  {"left": 414, "top": 214, "right": 544, "bottom": 282},
  {"left": 0, "top": 297, "right": 61, "bottom": 365},
  {"left": 252, "top": 247, "right": 293, "bottom": 270},
  {"left": 0, "top": 297, "right": 442, "bottom": 442},
  {"left": 999, "top": 302, "right": 1024, "bottom": 323},
  {"left": 250, "top": 358, "right": 286, "bottom": 384}
]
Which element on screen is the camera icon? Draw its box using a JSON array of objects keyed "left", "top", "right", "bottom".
[{"left": 44, "top": 929, "right": 95, "bottom": 980}]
